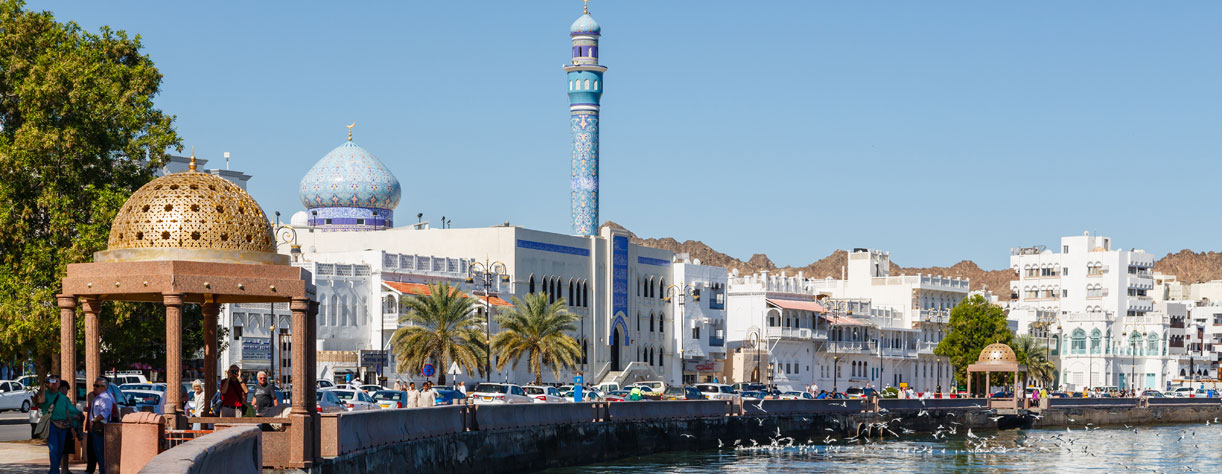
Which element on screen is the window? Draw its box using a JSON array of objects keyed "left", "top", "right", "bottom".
[
  {"left": 1147, "top": 333, "right": 1159, "bottom": 354},
  {"left": 1090, "top": 329, "right": 1101, "bottom": 354},
  {"left": 1063, "top": 245, "right": 1069, "bottom": 253},
  {"left": 1063, "top": 267, "right": 1069, "bottom": 276},
  {"left": 529, "top": 275, "right": 535, "bottom": 294},
  {"left": 584, "top": 79, "right": 590, "bottom": 90},
  {"left": 1071, "top": 329, "right": 1086, "bottom": 355},
  {"left": 593, "top": 80, "right": 599, "bottom": 90},
  {"left": 649, "top": 314, "right": 655, "bottom": 332},
  {"left": 692, "top": 327, "right": 700, "bottom": 340},
  {"left": 233, "top": 326, "right": 243, "bottom": 340},
  {"left": 659, "top": 313, "right": 664, "bottom": 335},
  {"left": 636, "top": 312, "right": 641, "bottom": 331}
]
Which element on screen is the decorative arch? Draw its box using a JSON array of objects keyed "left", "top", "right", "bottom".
[
  {"left": 1089, "top": 328, "right": 1102, "bottom": 354},
  {"left": 528, "top": 274, "right": 536, "bottom": 294},
  {"left": 610, "top": 312, "right": 629, "bottom": 346},
  {"left": 1071, "top": 328, "right": 1086, "bottom": 354}
]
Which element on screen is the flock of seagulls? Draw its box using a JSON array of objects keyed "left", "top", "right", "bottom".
[{"left": 686, "top": 409, "right": 1222, "bottom": 473}]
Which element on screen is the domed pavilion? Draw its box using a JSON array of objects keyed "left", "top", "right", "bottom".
[
  {"left": 967, "top": 342, "right": 1029, "bottom": 409},
  {"left": 58, "top": 155, "right": 319, "bottom": 468}
]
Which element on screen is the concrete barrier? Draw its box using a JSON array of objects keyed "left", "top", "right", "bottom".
[
  {"left": 476, "top": 402, "right": 601, "bottom": 430},
  {"left": 1148, "top": 397, "right": 1221, "bottom": 406},
  {"left": 138, "top": 425, "right": 261, "bottom": 474},
  {"left": 742, "top": 399, "right": 864, "bottom": 416},
  {"left": 1048, "top": 398, "right": 1138, "bottom": 408},
  {"left": 607, "top": 400, "right": 730, "bottom": 421},
  {"left": 879, "top": 398, "right": 986, "bottom": 411},
  {"left": 325, "top": 406, "right": 465, "bottom": 457}
]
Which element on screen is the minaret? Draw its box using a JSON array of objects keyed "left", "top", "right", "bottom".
[{"left": 566, "top": 1, "right": 606, "bottom": 236}]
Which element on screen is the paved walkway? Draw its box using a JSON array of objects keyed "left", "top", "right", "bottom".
[{"left": 0, "top": 440, "right": 87, "bottom": 474}]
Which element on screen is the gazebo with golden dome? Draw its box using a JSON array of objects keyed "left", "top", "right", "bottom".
[
  {"left": 57, "top": 156, "right": 319, "bottom": 468},
  {"left": 966, "top": 342, "right": 1028, "bottom": 408}
]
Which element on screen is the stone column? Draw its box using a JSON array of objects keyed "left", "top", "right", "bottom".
[
  {"left": 307, "top": 301, "right": 319, "bottom": 411},
  {"left": 56, "top": 295, "right": 77, "bottom": 402},
  {"left": 290, "top": 298, "right": 309, "bottom": 415},
  {"left": 82, "top": 298, "right": 102, "bottom": 396},
  {"left": 164, "top": 294, "right": 184, "bottom": 425},
  {"left": 202, "top": 302, "right": 219, "bottom": 416}
]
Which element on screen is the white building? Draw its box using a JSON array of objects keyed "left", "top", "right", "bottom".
[
  {"left": 667, "top": 258, "right": 728, "bottom": 384},
  {"left": 725, "top": 248, "right": 967, "bottom": 393},
  {"left": 1008, "top": 232, "right": 1171, "bottom": 391}
]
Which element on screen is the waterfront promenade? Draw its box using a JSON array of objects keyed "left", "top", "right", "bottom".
[{"left": 130, "top": 396, "right": 1222, "bottom": 473}]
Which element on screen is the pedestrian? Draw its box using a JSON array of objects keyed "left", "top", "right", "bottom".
[
  {"left": 252, "top": 371, "right": 279, "bottom": 417},
  {"left": 218, "top": 365, "right": 248, "bottom": 417},
  {"left": 406, "top": 382, "right": 419, "bottom": 408},
  {"left": 36, "top": 374, "right": 76, "bottom": 474},
  {"left": 419, "top": 382, "right": 437, "bottom": 408},
  {"left": 86, "top": 376, "right": 117, "bottom": 474},
  {"left": 458, "top": 382, "right": 467, "bottom": 395},
  {"left": 393, "top": 380, "right": 403, "bottom": 391},
  {"left": 188, "top": 380, "right": 207, "bottom": 417},
  {"left": 57, "top": 381, "right": 84, "bottom": 474},
  {"left": 1031, "top": 386, "right": 1040, "bottom": 406},
  {"left": 629, "top": 385, "right": 642, "bottom": 401}
]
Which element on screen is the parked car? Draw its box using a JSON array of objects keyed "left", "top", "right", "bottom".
[
  {"left": 126, "top": 389, "right": 166, "bottom": 414},
  {"left": 780, "top": 391, "right": 814, "bottom": 400},
  {"left": 661, "top": 386, "right": 703, "bottom": 401},
  {"left": 317, "top": 390, "right": 345, "bottom": 413},
  {"left": 470, "top": 383, "right": 533, "bottom": 404},
  {"left": 631, "top": 381, "right": 667, "bottom": 397},
  {"left": 732, "top": 383, "right": 767, "bottom": 392},
  {"left": 372, "top": 390, "right": 409, "bottom": 409},
  {"left": 360, "top": 384, "right": 385, "bottom": 394},
  {"left": 328, "top": 389, "right": 380, "bottom": 411},
  {"left": 1141, "top": 390, "right": 1164, "bottom": 398},
  {"left": 433, "top": 389, "right": 467, "bottom": 406},
  {"left": 1049, "top": 391, "right": 1070, "bottom": 398},
  {"left": 560, "top": 386, "right": 602, "bottom": 402},
  {"left": 605, "top": 389, "right": 633, "bottom": 402},
  {"left": 845, "top": 387, "right": 866, "bottom": 399},
  {"left": 1171, "top": 387, "right": 1194, "bottom": 398},
  {"left": 695, "top": 383, "right": 738, "bottom": 401},
  {"left": 524, "top": 385, "right": 567, "bottom": 403},
  {"left": 317, "top": 380, "right": 335, "bottom": 389},
  {"left": 120, "top": 383, "right": 166, "bottom": 393},
  {"left": 0, "top": 380, "right": 33, "bottom": 413},
  {"left": 739, "top": 390, "right": 763, "bottom": 401},
  {"left": 108, "top": 372, "right": 149, "bottom": 386},
  {"left": 596, "top": 383, "right": 620, "bottom": 394}
]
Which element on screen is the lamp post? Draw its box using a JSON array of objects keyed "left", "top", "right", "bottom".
[
  {"left": 1122, "top": 320, "right": 1147, "bottom": 396},
  {"left": 467, "top": 258, "right": 509, "bottom": 383},
  {"left": 748, "top": 329, "right": 762, "bottom": 384}
]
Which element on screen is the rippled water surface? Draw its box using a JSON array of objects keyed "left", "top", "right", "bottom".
[{"left": 542, "top": 421, "right": 1221, "bottom": 473}]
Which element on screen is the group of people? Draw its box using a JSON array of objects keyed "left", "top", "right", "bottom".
[
  {"left": 391, "top": 380, "right": 439, "bottom": 408},
  {"left": 35, "top": 374, "right": 117, "bottom": 474},
  {"left": 185, "top": 365, "right": 281, "bottom": 418}
]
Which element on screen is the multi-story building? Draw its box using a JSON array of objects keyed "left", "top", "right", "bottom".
[
  {"left": 725, "top": 248, "right": 967, "bottom": 393},
  {"left": 666, "top": 258, "right": 728, "bottom": 384},
  {"left": 1008, "top": 232, "right": 1170, "bottom": 391}
]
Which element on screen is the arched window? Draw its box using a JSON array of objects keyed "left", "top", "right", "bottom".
[
  {"left": 529, "top": 275, "right": 535, "bottom": 294},
  {"left": 636, "top": 312, "right": 641, "bottom": 331},
  {"left": 593, "top": 80, "right": 599, "bottom": 90},
  {"left": 583, "top": 283, "right": 589, "bottom": 307},
  {"left": 1147, "top": 332, "right": 1159, "bottom": 354},
  {"left": 637, "top": 276, "right": 641, "bottom": 296},
  {"left": 1089, "top": 329, "right": 1101, "bottom": 354},
  {"left": 1071, "top": 329, "right": 1086, "bottom": 355},
  {"left": 658, "top": 313, "right": 664, "bottom": 335},
  {"left": 584, "top": 79, "right": 590, "bottom": 90},
  {"left": 659, "top": 278, "right": 666, "bottom": 298},
  {"left": 649, "top": 313, "right": 655, "bottom": 332},
  {"left": 568, "top": 280, "right": 574, "bottom": 305},
  {"left": 1128, "top": 331, "right": 1142, "bottom": 356}
]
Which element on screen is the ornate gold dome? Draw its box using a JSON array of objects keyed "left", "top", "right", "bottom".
[
  {"left": 977, "top": 343, "right": 1018, "bottom": 363},
  {"left": 96, "top": 166, "right": 286, "bottom": 265}
]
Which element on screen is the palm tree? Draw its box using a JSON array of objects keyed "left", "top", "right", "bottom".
[
  {"left": 1013, "top": 334, "right": 1056, "bottom": 387},
  {"left": 389, "top": 281, "right": 486, "bottom": 386},
  {"left": 491, "top": 292, "right": 582, "bottom": 385}
]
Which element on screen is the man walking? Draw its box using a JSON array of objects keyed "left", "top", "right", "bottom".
[
  {"left": 86, "top": 376, "right": 117, "bottom": 474},
  {"left": 252, "top": 371, "right": 279, "bottom": 417},
  {"left": 37, "top": 374, "right": 79, "bottom": 474},
  {"left": 419, "top": 382, "right": 437, "bottom": 408},
  {"left": 406, "top": 382, "right": 419, "bottom": 408}
]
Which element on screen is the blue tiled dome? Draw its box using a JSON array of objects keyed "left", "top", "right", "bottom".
[
  {"left": 298, "top": 141, "right": 401, "bottom": 210},
  {"left": 570, "top": 14, "right": 600, "bottom": 34}
]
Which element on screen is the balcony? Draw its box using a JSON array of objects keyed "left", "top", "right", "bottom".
[
  {"left": 766, "top": 327, "right": 812, "bottom": 340},
  {"left": 827, "top": 341, "right": 871, "bottom": 353}
]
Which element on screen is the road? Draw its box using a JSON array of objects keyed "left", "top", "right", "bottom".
[{"left": 0, "top": 411, "right": 32, "bottom": 442}]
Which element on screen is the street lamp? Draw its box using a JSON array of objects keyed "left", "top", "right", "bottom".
[
  {"left": 467, "top": 258, "right": 509, "bottom": 383},
  {"left": 1122, "top": 320, "right": 1147, "bottom": 396},
  {"left": 747, "top": 329, "right": 762, "bottom": 384}
]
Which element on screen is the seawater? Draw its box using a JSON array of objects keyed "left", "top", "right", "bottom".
[{"left": 542, "top": 421, "right": 1220, "bottom": 473}]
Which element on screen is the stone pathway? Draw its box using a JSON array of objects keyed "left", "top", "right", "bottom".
[{"left": 0, "top": 440, "right": 87, "bottom": 473}]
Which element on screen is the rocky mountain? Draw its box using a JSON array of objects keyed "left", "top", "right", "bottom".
[{"left": 1154, "top": 249, "right": 1222, "bottom": 284}]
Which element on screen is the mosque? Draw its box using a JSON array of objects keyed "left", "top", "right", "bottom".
[{"left": 216, "top": 3, "right": 729, "bottom": 388}]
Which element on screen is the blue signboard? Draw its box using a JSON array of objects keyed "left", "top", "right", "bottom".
[
  {"left": 422, "top": 363, "right": 435, "bottom": 377},
  {"left": 241, "top": 337, "right": 271, "bottom": 361},
  {"left": 575, "top": 375, "right": 584, "bottom": 402}
]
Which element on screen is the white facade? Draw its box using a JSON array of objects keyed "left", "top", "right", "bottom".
[
  {"left": 668, "top": 260, "right": 728, "bottom": 384},
  {"left": 226, "top": 223, "right": 690, "bottom": 388},
  {"left": 1008, "top": 232, "right": 1172, "bottom": 391},
  {"left": 725, "top": 248, "right": 967, "bottom": 393}
]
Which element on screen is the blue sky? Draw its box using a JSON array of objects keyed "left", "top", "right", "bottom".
[{"left": 35, "top": 1, "right": 1221, "bottom": 269}]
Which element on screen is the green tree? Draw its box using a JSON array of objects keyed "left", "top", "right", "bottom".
[
  {"left": 491, "top": 292, "right": 582, "bottom": 385},
  {"left": 389, "top": 282, "right": 486, "bottom": 386},
  {"left": 0, "top": 0, "right": 180, "bottom": 375},
  {"left": 933, "top": 294, "right": 1014, "bottom": 388},
  {"left": 1012, "top": 334, "right": 1055, "bottom": 387}
]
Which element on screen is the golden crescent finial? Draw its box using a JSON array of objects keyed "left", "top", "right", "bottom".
[
  {"left": 346, "top": 122, "right": 356, "bottom": 141},
  {"left": 189, "top": 147, "right": 197, "bottom": 172},
  {"left": 584, "top": 0, "right": 589, "bottom": 15}
]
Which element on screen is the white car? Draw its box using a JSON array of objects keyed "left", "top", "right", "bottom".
[
  {"left": 120, "top": 383, "right": 166, "bottom": 393},
  {"left": 780, "top": 391, "right": 814, "bottom": 400},
  {"left": 631, "top": 381, "right": 666, "bottom": 398},
  {"left": 695, "top": 383, "right": 738, "bottom": 401},
  {"left": 524, "top": 385, "right": 567, "bottom": 403},
  {"left": 470, "top": 383, "right": 534, "bottom": 404},
  {"left": 327, "top": 389, "right": 380, "bottom": 411},
  {"left": 1171, "top": 387, "right": 1194, "bottom": 398},
  {"left": 126, "top": 389, "right": 166, "bottom": 414},
  {"left": 109, "top": 372, "right": 149, "bottom": 386},
  {"left": 0, "top": 380, "right": 33, "bottom": 413}
]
